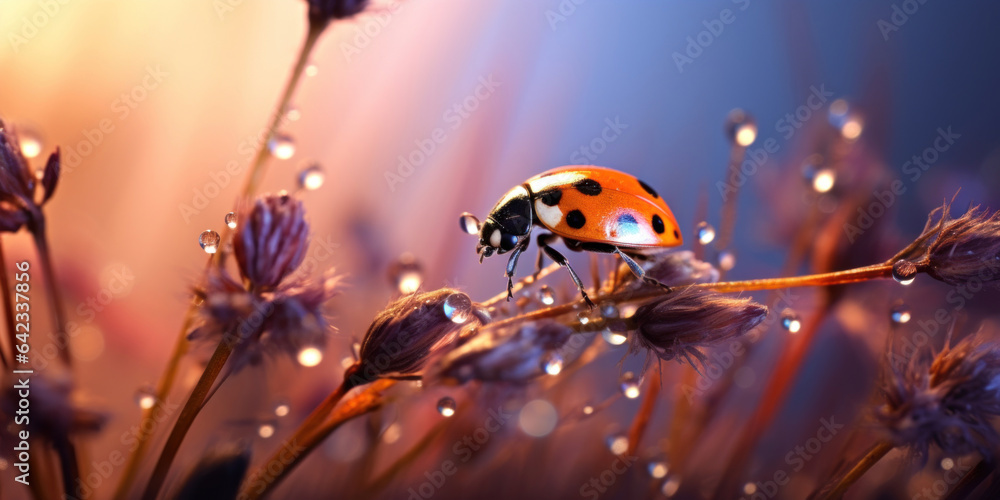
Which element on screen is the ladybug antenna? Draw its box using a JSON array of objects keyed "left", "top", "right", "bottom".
[{"left": 459, "top": 212, "right": 481, "bottom": 235}]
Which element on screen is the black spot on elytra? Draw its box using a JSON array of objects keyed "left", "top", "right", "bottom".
[
  {"left": 566, "top": 210, "right": 586, "bottom": 229},
  {"left": 574, "top": 179, "right": 602, "bottom": 196},
  {"left": 673, "top": 229, "right": 680, "bottom": 239},
  {"left": 652, "top": 214, "right": 665, "bottom": 234},
  {"left": 539, "top": 189, "right": 562, "bottom": 206},
  {"left": 638, "top": 179, "right": 659, "bottom": 198}
]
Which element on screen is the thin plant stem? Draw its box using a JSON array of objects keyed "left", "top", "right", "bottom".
[
  {"left": 240, "top": 379, "right": 396, "bottom": 500},
  {"left": 361, "top": 411, "right": 453, "bottom": 496},
  {"left": 141, "top": 336, "right": 237, "bottom": 500},
  {"left": 627, "top": 366, "right": 661, "bottom": 456},
  {"left": 944, "top": 459, "right": 992, "bottom": 500},
  {"left": 0, "top": 237, "right": 16, "bottom": 368},
  {"left": 481, "top": 262, "right": 896, "bottom": 334},
  {"left": 716, "top": 143, "right": 747, "bottom": 257},
  {"left": 240, "top": 21, "right": 325, "bottom": 199},
  {"left": 113, "top": 260, "right": 208, "bottom": 500},
  {"left": 29, "top": 219, "right": 72, "bottom": 368},
  {"left": 816, "top": 440, "right": 893, "bottom": 500}
]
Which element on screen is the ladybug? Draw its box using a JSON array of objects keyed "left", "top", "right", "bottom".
[{"left": 461, "top": 165, "right": 682, "bottom": 307}]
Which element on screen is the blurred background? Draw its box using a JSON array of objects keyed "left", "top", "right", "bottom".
[{"left": 2, "top": 0, "right": 999, "bottom": 498}]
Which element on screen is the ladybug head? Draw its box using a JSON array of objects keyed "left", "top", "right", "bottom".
[{"left": 475, "top": 186, "right": 533, "bottom": 261}]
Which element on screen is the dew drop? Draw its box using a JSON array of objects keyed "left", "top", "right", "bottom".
[
  {"left": 225, "top": 212, "right": 237, "bottom": 229},
  {"left": 600, "top": 303, "right": 619, "bottom": 319},
  {"left": 582, "top": 405, "right": 594, "bottom": 415},
  {"left": 743, "top": 482, "right": 758, "bottom": 495},
  {"left": 602, "top": 329, "right": 628, "bottom": 346},
  {"left": 780, "top": 309, "right": 802, "bottom": 334},
  {"left": 577, "top": 311, "right": 591, "bottom": 325},
  {"left": 661, "top": 476, "right": 682, "bottom": 497},
  {"left": 199, "top": 230, "right": 220, "bottom": 254},
  {"left": 890, "top": 304, "right": 911, "bottom": 324},
  {"left": 268, "top": 134, "right": 296, "bottom": 160},
  {"left": 892, "top": 260, "right": 917, "bottom": 285},
  {"left": 696, "top": 222, "right": 716, "bottom": 245},
  {"left": 717, "top": 250, "right": 736, "bottom": 271},
  {"left": 725, "top": 109, "right": 757, "bottom": 147},
  {"left": 18, "top": 130, "right": 43, "bottom": 158},
  {"left": 829, "top": 99, "right": 863, "bottom": 140},
  {"left": 437, "top": 397, "right": 457, "bottom": 417},
  {"left": 606, "top": 434, "right": 629, "bottom": 455},
  {"left": 258, "top": 423, "right": 276, "bottom": 439},
  {"left": 285, "top": 105, "right": 301, "bottom": 121},
  {"left": 812, "top": 168, "right": 836, "bottom": 193},
  {"left": 298, "top": 163, "right": 325, "bottom": 191},
  {"left": 443, "top": 293, "right": 473, "bottom": 324},
  {"left": 305, "top": 63, "right": 318, "bottom": 77},
  {"left": 620, "top": 372, "right": 640, "bottom": 399},
  {"left": 274, "top": 402, "right": 290, "bottom": 417},
  {"left": 541, "top": 351, "right": 564, "bottom": 375},
  {"left": 459, "top": 213, "right": 480, "bottom": 235},
  {"left": 388, "top": 253, "right": 423, "bottom": 294},
  {"left": 135, "top": 386, "right": 157, "bottom": 409},
  {"left": 519, "top": 399, "right": 558, "bottom": 437},
  {"left": 296, "top": 346, "right": 323, "bottom": 367},
  {"left": 648, "top": 461, "right": 669, "bottom": 479},
  {"left": 538, "top": 285, "right": 556, "bottom": 305},
  {"left": 941, "top": 457, "right": 954, "bottom": 470}
]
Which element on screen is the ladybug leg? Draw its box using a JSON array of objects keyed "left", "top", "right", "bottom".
[
  {"left": 504, "top": 244, "right": 525, "bottom": 301},
  {"left": 532, "top": 233, "right": 560, "bottom": 277},
  {"left": 537, "top": 236, "right": 596, "bottom": 308},
  {"left": 614, "top": 247, "right": 672, "bottom": 293}
]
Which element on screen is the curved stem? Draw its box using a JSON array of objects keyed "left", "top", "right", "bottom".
[
  {"left": 627, "top": 366, "right": 661, "bottom": 456},
  {"left": 481, "top": 262, "right": 895, "bottom": 334},
  {"left": 240, "top": 379, "right": 396, "bottom": 500},
  {"left": 30, "top": 218, "right": 72, "bottom": 368},
  {"left": 141, "top": 336, "right": 236, "bottom": 500},
  {"left": 240, "top": 22, "right": 325, "bottom": 199},
  {"left": 0, "top": 237, "right": 16, "bottom": 368},
  {"left": 816, "top": 440, "right": 893, "bottom": 500}
]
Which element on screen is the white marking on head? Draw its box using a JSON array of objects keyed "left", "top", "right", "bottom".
[
  {"left": 534, "top": 199, "right": 563, "bottom": 229},
  {"left": 489, "top": 229, "right": 501, "bottom": 248}
]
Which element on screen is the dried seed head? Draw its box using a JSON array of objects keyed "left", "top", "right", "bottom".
[
  {"left": 879, "top": 328, "right": 1000, "bottom": 461},
  {"left": 306, "top": 0, "right": 369, "bottom": 27},
  {"left": 234, "top": 194, "right": 310, "bottom": 291},
  {"left": 189, "top": 269, "right": 340, "bottom": 372},
  {"left": 347, "top": 289, "right": 485, "bottom": 388},
  {"left": 0, "top": 120, "right": 60, "bottom": 231},
  {"left": 426, "top": 321, "right": 574, "bottom": 385},
  {"left": 175, "top": 443, "right": 251, "bottom": 500},
  {"left": 615, "top": 250, "right": 720, "bottom": 292},
  {"left": 921, "top": 204, "right": 1000, "bottom": 286},
  {"left": 631, "top": 288, "right": 767, "bottom": 366},
  {"left": 0, "top": 374, "right": 106, "bottom": 445}
]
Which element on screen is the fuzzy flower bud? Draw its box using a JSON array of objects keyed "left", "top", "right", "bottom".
[
  {"left": 631, "top": 288, "right": 767, "bottom": 365},
  {"left": 879, "top": 328, "right": 1000, "bottom": 461},
  {"left": 0, "top": 120, "right": 60, "bottom": 232},
  {"left": 921, "top": 204, "right": 1000, "bottom": 286},
  {"left": 347, "top": 289, "right": 486, "bottom": 388},
  {"left": 306, "top": 0, "right": 368, "bottom": 27},
  {"left": 234, "top": 194, "right": 310, "bottom": 290},
  {"left": 614, "top": 250, "right": 720, "bottom": 292},
  {"left": 427, "top": 321, "right": 574, "bottom": 385}
]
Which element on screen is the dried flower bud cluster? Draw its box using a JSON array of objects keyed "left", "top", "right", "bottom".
[
  {"left": 427, "top": 321, "right": 574, "bottom": 384},
  {"left": 347, "top": 289, "right": 486, "bottom": 388},
  {"left": 879, "top": 329, "right": 1000, "bottom": 461},
  {"left": 0, "top": 119, "right": 60, "bottom": 232},
  {"left": 631, "top": 288, "right": 767, "bottom": 366},
  {"left": 0, "top": 374, "right": 105, "bottom": 446},
  {"left": 615, "top": 250, "right": 720, "bottom": 292},
  {"left": 894, "top": 201, "right": 1000, "bottom": 287},
  {"left": 306, "top": 0, "right": 369, "bottom": 27},
  {"left": 234, "top": 194, "right": 310, "bottom": 291}
]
